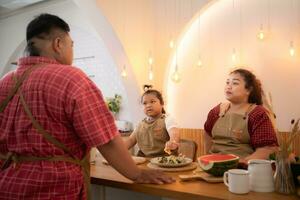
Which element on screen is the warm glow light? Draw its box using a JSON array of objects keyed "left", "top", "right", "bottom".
[
  {"left": 121, "top": 65, "right": 127, "bottom": 77},
  {"left": 257, "top": 31, "right": 265, "bottom": 40},
  {"left": 257, "top": 24, "right": 265, "bottom": 40},
  {"left": 169, "top": 40, "right": 174, "bottom": 49},
  {"left": 197, "top": 58, "right": 203, "bottom": 67},
  {"left": 231, "top": 48, "right": 237, "bottom": 62},
  {"left": 171, "top": 67, "right": 181, "bottom": 83},
  {"left": 148, "top": 70, "right": 154, "bottom": 80},
  {"left": 148, "top": 57, "right": 153, "bottom": 65},
  {"left": 289, "top": 41, "right": 295, "bottom": 57}
]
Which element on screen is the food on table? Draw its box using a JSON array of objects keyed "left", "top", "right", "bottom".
[
  {"left": 157, "top": 155, "right": 186, "bottom": 165},
  {"left": 198, "top": 154, "right": 239, "bottom": 176}
]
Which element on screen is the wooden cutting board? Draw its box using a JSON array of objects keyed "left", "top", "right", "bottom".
[
  {"left": 179, "top": 172, "right": 223, "bottom": 183},
  {"left": 147, "top": 162, "right": 197, "bottom": 172}
]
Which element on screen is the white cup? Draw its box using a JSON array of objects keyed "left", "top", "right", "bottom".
[{"left": 223, "top": 169, "right": 250, "bottom": 194}]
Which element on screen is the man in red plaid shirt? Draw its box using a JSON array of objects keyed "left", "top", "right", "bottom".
[{"left": 0, "top": 14, "right": 174, "bottom": 200}]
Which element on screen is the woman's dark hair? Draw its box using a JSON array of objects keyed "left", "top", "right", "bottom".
[
  {"left": 25, "top": 13, "right": 70, "bottom": 56},
  {"left": 230, "top": 68, "right": 263, "bottom": 105},
  {"left": 141, "top": 89, "right": 166, "bottom": 114}
]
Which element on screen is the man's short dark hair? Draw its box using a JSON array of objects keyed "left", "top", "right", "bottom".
[
  {"left": 26, "top": 13, "right": 70, "bottom": 41},
  {"left": 25, "top": 13, "right": 70, "bottom": 56}
]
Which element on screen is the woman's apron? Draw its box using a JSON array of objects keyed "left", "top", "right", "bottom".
[
  {"left": 0, "top": 65, "right": 91, "bottom": 200},
  {"left": 210, "top": 103, "right": 256, "bottom": 158}
]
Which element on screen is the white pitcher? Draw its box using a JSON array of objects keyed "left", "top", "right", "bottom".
[{"left": 248, "top": 159, "right": 275, "bottom": 192}]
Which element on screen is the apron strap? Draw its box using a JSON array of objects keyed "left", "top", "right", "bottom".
[
  {"left": 0, "top": 65, "right": 41, "bottom": 113},
  {"left": 16, "top": 85, "right": 74, "bottom": 158},
  {"left": 0, "top": 65, "right": 91, "bottom": 199},
  {"left": 219, "top": 103, "right": 231, "bottom": 117}
]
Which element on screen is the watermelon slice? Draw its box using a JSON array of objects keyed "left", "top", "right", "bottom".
[{"left": 198, "top": 154, "right": 239, "bottom": 176}]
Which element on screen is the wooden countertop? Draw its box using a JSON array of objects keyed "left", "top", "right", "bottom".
[{"left": 90, "top": 162, "right": 298, "bottom": 200}]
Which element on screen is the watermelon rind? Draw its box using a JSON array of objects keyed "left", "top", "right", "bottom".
[{"left": 198, "top": 154, "right": 239, "bottom": 177}]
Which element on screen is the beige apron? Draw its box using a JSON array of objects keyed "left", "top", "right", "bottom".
[
  {"left": 210, "top": 103, "right": 256, "bottom": 158},
  {"left": 135, "top": 115, "right": 169, "bottom": 157},
  {"left": 0, "top": 65, "right": 91, "bottom": 200}
]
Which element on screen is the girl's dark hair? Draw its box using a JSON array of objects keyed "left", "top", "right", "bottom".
[
  {"left": 25, "top": 13, "right": 70, "bottom": 56},
  {"left": 230, "top": 68, "right": 263, "bottom": 105},
  {"left": 141, "top": 89, "right": 166, "bottom": 114}
]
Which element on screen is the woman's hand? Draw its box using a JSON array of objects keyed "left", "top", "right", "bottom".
[{"left": 238, "top": 158, "right": 248, "bottom": 169}]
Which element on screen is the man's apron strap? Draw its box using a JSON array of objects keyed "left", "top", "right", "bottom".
[
  {"left": 17, "top": 86, "right": 74, "bottom": 158},
  {"left": 0, "top": 65, "right": 41, "bottom": 113},
  {"left": 0, "top": 65, "right": 91, "bottom": 199}
]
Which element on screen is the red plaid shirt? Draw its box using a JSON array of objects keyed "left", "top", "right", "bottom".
[
  {"left": 0, "top": 57, "right": 118, "bottom": 199},
  {"left": 204, "top": 104, "right": 278, "bottom": 149}
]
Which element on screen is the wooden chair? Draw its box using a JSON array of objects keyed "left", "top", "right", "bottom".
[{"left": 178, "top": 139, "right": 198, "bottom": 161}]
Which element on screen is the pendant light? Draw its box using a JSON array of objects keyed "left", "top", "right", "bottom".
[
  {"left": 121, "top": 65, "right": 127, "bottom": 77},
  {"left": 289, "top": 41, "right": 295, "bottom": 56},
  {"left": 257, "top": 24, "right": 266, "bottom": 40},
  {"left": 148, "top": 53, "right": 154, "bottom": 81}
]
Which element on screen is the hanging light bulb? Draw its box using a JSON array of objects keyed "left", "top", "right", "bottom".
[
  {"left": 148, "top": 69, "right": 154, "bottom": 80},
  {"left": 148, "top": 56, "right": 153, "bottom": 65},
  {"left": 197, "top": 55, "right": 203, "bottom": 67},
  {"left": 169, "top": 39, "right": 174, "bottom": 49},
  {"left": 231, "top": 48, "right": 237, "bottom": 62},
  {"left": 171, "top": 65, "right": 181, "bottom": 83},
  {"left": 121, "top": 65, "right": 127, "bottom": 77},
  {"left": 257, "top": 24, "right": 265, "bottom": 40},
  {"left": 289, "top": 41, "right": 295, "bottom": 57}
]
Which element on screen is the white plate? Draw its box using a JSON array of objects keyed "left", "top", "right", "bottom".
[
  {"left": 102, "top": 156, "right": 146, "bottom": 165},
  {"left": 150, "top": 156, "right": 192, "bottom": 168}
]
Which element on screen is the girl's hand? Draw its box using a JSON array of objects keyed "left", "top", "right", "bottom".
[{"left": 165, "top": 140, "right": 179, "bottom": 153}]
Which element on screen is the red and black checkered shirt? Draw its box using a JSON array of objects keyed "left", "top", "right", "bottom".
[
  {"left": 0, "top": 56, "right": 118, "bottom": 199},
  {"left": 204, "top": 104, "right": 278, "bottom": 149}
]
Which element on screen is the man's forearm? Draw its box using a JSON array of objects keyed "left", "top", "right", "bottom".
[{"left": 97, "top": 135, "right": 141, "bottom": 181}]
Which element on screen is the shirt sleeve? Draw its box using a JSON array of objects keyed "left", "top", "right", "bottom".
[
  {"left": 164, "top": 114, "right": 179, "bottom": 132},
  {"left": 204, "top": 104, "right": 221, "bottom": 136},
  {"left": 248, "top": 106, "right": 278, "bottom": 149},
  {"left": 64, "top": 68, "right": 118, "bottom": 148}
]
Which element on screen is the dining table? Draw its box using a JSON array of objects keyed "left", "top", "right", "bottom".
[{"left": 91, "top": 161, "right": 298, "bottom": 200}]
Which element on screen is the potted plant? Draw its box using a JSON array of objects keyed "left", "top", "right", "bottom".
[{"left": 106, "top": 94, "right": 122, "bottom": 118}]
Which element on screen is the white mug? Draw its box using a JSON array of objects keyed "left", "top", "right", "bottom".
[{"left": 223, "top": 169, "right": 250, "bottom": 194}]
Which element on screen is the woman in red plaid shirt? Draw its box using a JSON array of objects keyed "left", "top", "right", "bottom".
[
  {"left": 204, "top": 69, "right": 278, "bottom": 165},
  {"left": 0, "top": 14, "right": 174, "bottom": 200}
]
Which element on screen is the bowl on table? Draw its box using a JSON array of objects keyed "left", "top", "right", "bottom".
[{"left": 150, "top": 155, "right": 192, "bottom": 168}]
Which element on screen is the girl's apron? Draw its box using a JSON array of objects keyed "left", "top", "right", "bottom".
[{"left": 136, "top": 115, "right": 169, "bottom": 157}]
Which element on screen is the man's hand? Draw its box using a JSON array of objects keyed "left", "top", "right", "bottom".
[{"left": 133, "top": 169, "right": 175, "bottom": 184}]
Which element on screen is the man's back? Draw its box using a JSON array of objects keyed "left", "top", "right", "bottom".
[{"left": 0, "top": 56, "right": 117, "bottom": 199}]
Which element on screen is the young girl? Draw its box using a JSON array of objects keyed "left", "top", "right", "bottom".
[
  {"left": 204, "top": 68, "right": 278, "bottom": 164},
  {"left": 124, "top": 89, "right": 180, "bottom": 157}
]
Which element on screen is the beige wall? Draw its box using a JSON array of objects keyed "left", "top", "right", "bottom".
[
  {"left": 96, "top": 0, "right": 210, "bottom": 93},
  {"left": 166, "top": 0, "right": 300, "bottom": 131}
]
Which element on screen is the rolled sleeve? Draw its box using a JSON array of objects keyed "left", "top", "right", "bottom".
[
  {"left": 204, "top": 104, "right": 220, "bottom": 136},
  {"left": 248, "top": 106, "right": 278, "bottom": 149}
]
